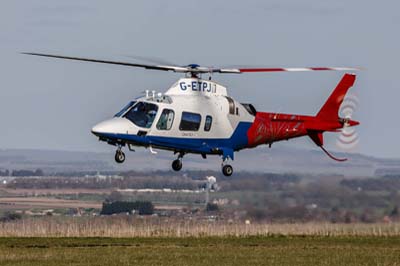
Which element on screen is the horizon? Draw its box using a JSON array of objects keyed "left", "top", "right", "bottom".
[
  {"left": 0, "top": 145, "right": 397, "bottom": 177},
  {"left": 0, "top": 144, "right": 396, "bottom": 160}
]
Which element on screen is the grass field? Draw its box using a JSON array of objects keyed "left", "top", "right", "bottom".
[
  {"left": 0, "top": 236, "right": 399, "bottom": 266},
  {"left": 1, "top": 218, "right": 400, "bottom": 265}
]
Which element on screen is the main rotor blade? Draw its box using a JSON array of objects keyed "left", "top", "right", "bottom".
[
  {"left": 122, "top": 54, "right": 178, "bottom": 66},
  {"left": 217, "top": 66, "right": 362, "bottom": 74},
  {"left": 22, "top": 52, "right": 362, "bottom": 75},
  {"left": 21, "top": 52, "right": 188, "bottom": 72}
]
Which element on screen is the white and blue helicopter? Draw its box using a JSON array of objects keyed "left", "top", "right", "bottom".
[{"left": 23, "top": 53, "right": 360, "bottom": 176}]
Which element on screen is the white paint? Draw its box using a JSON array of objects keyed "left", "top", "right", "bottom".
[{"left": 92, "top": 78, "right": 255, "bottom": 141}]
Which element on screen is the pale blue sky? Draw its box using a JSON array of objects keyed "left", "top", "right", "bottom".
[{"left": 0, "top": 0, "right": 398, "bottom": 158}]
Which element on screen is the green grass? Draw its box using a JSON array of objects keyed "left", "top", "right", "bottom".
[{"left": 0, "top": 236, "right": 399, "bottom": 266}]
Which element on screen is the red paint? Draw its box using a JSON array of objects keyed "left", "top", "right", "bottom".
[
  {"left": 239, "top": 68, "right": 286, "bottom": 72},
  {"left": 310, "top": 67, "right": 332, "bottom": 71},
  {"left": 238, "top": 67, "right": 344, "bottom": 73},
  {"left": 246, "top": 74, "right": 360, "bottom": 150}
]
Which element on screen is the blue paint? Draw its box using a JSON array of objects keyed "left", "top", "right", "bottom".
[
  {"left": 97, "top": 122, "right": 252, "bottom": 160},
  {"left": 187, "top": 64, "right": 200, "bottom": 69},
  {"left": 220, "top": 147, "right": 234, "bottom": 161}
]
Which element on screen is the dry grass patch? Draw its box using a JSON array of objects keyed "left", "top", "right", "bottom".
[{"left": 1, "top": 217, "right": 400, "bottom": 237}]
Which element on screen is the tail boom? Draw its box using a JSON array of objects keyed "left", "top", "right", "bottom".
[{"left": 245, "top": 73, "right": 360, "bottom": 160}]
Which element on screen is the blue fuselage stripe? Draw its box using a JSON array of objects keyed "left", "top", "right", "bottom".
[{"left": 99, "top": 122, "right": 252, "bottom": 154}]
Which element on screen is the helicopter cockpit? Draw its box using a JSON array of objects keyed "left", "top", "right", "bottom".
[
  {"left": 114, "top": 101, "right": 136, "bottom": 117},
  {"left": 115, "top": 101, "right": 159, "bottom": 129},
  {"left": 124, "top": 102, "right": 158, "bottom": 128}
]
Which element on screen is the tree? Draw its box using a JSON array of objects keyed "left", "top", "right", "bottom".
[
  {"left": 0, "top": 212, "right": 22, "bottom": 222},
  {"left": 100, "top": 201, "right": 154, "bottom": 215},
  {"left": 34, "top": 169, "right": 44, "bottom": 176},
  {"left": 206, "top": 203, "right": 219, "bottom": 212},
  {"left": 390, "top": 206, "right": 399, "bottom": 217},
  {"left": 0, "top": 169, "right": 9, "bottom": 176}
]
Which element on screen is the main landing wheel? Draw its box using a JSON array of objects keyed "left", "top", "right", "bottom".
[
  {"left": 222, "top": 164, "right": 233, "bottom": 177},
  {"left": 115, "top": 150, "right": 125, "bottom": 164},
  {"left": 172, "top": 159, "right": 182, "bottom": 171}
]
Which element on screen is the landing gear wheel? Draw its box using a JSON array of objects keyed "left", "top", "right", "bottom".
[
  {"left": 222, "top": 164, "right": 233, "bottom": 177},
  {"left": 172, "top": 159, "right": 182, "bottom": 171},
  {"left": 115, "top": 150, "right": 125, "bottom": 164}
]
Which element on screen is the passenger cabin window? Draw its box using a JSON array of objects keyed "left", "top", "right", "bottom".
[
  {"left": 157, "top": 109, "right": 175, "bottom": 130},
  {"left": 124, "top": 102, "right": 158, "bottom": 128},
  {"left": 204, "top": 115, "right": 212, "bottom": 132},
  {"left": 179, "top": 112, "right": 201, "bottom": 131}
]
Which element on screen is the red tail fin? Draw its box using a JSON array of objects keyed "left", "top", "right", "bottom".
[{"left": 317, "top": 73, "right": 356, "bottom": 120}]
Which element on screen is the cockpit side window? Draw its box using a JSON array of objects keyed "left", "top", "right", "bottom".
[
  {"left": 114, "top": 101, "right": 136, "bottom": 117},
  {"left": 156, "top": 109, "right": 175, "bottom": 130},
  {"left": 124, "top": 102, "right": 158, "bottom": 128}
]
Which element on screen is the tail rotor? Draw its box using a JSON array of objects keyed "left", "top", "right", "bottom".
[{"left": 336, "top": 94, "right": 360, "bottom": 150}]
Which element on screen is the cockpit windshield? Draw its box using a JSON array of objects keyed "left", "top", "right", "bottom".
[
  {"left": 114, "top": 101, "right": 136, "bottom": 117},
  {"left": 123, "top": 102, "right": 158, "bottom": 128}
]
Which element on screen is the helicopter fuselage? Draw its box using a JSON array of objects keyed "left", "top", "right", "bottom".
[
  {"left": 91, "top": 76, "right": 357, "bottom": 164},
  {"left": 92, "top": 78, "right": 255, "bottom": 160}
]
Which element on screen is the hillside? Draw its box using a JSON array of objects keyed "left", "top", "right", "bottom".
[{"left": 0, "top": 147, "right": 398, "bottom": 177}]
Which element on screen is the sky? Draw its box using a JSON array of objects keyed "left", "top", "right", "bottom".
[{"left": 0, "top": 0, "right": 399, "bottom": 158}]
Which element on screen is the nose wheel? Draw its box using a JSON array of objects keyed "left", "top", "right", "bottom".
[
  {"left": 115, "top": 149, "right": 125, "bottom": 164},
  {"left": 172, "top": 159, "right": 182, "bottom": 171}
]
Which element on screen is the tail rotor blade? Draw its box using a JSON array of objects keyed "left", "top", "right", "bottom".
[{"left": 336, "top": 93, "right": 360, "bottom": 150}]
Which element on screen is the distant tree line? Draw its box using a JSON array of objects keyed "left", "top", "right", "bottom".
[
  {"left": 7, "top": 171, "right": 301, "bottom": 191},
  {"left": 0, "top": 169, "right": 44, "bottom": 177},
  {"left": 11, "top": 169, "right": 44, "bottom": 177},
  {"left": 0, "top": 169, "right": 45, "bottom": 177},
  {"left": 7, "top": 175, "right": 199, "bottom": 190},
  {"left": 0, "top": 169, "right": 9, "bottom": 176},
  {"left": 245, "top": 204, "right": 400, "bottom": 224},
  {"left": 341, "top": 176, "right": 400, "bottom": 191},
  {"left": 8, "top": 169, "right": 301, "bottom": 192},
  {"left": 0, "top": 212, "right": 22, "bottom": 222},
  {"left": 100, "top": 201, "right": 154, "bottom": 215}
]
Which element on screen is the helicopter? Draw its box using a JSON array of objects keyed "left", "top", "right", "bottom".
[{"left": 23, "top": 52, "right": 360, "bottom": 176}]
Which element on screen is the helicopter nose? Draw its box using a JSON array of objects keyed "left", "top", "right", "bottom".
[{"left": 91, "top": 118, "right": 131, "bottom": 136}]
